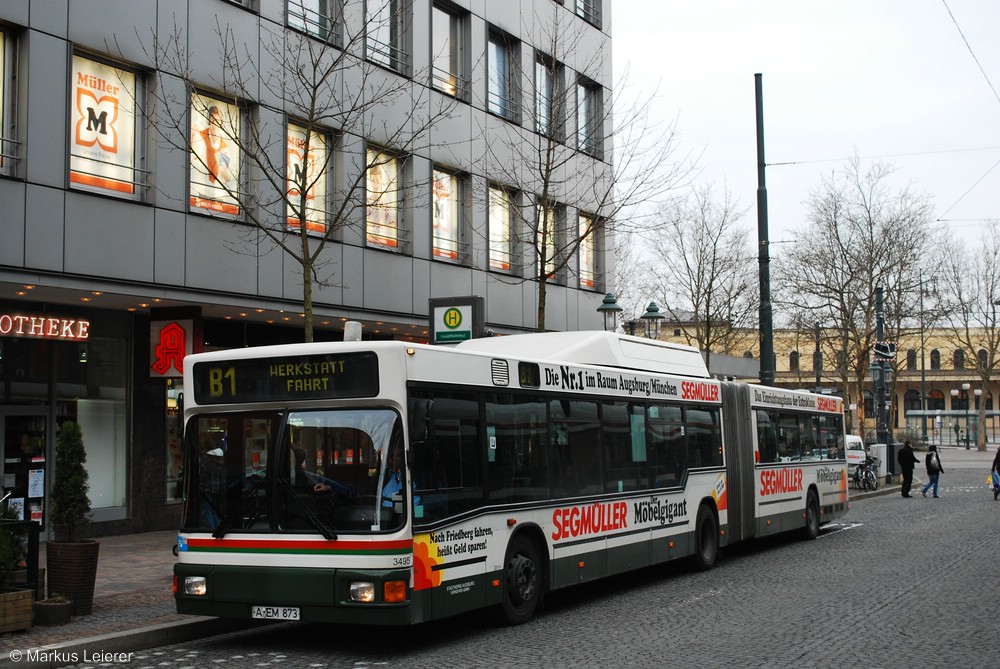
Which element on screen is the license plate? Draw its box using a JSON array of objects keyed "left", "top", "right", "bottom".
[{"left": 251, "top": 605, "right": 300, "bottom": 620}]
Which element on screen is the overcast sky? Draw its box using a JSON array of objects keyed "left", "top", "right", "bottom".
[{"left": 612, "top": 0, "right": 1000, "bottom": 247}]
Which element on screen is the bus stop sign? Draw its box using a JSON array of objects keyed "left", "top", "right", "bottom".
[{"left": 429, "top": 296, "right": 485, "bottom": 344}]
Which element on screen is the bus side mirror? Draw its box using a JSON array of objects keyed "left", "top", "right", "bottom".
[{"left": 410, "top": 399, "right": 435, "bottom": 445}]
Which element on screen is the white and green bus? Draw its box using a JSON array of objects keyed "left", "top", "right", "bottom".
[{"left": 174, "top": 331, "right": 848, "bottom": 625}]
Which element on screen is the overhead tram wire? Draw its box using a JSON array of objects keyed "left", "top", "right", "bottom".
[
  {"left": 941, "top": 0, "right": 1000, "bottom": 107},
  {"left": 764, "top": 145, "right": 1000, "bottom": 169},
  {"left": 937, "top": 157, "right": 1000, "bottom": 221},
  {"left": 934, "top": 1, "right": 1000, "bottom": 224}
]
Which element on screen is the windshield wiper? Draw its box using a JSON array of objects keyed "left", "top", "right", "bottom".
[{"left": 278, "top": 477, "right": 338, "bottom": 540}]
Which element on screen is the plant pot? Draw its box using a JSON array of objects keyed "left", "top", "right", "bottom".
[
  {"left": 46, "top": 540, "right": 100, "bottom": 616},
  {"left": 34, "top": 598, "right": 74, "bottom": 626},
  {"left": 0, "top": 588, "right": 34, "bottom": 634}
]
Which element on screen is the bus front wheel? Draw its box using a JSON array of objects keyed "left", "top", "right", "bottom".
[
  {"left": 498, "top": 534, "right": 542, "bottom": 625},
  {"left": 692, "top": 504, "right": 718, "bottom": 571}
]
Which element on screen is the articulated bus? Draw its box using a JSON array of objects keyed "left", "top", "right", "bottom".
[{"left": 174, "top": 331, "right": 848, "bottom": 625}]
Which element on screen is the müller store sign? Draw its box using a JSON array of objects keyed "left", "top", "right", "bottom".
[{"left": 0, "top": 311, "right": 90, "bottom": 341}]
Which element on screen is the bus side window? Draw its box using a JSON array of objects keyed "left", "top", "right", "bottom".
[
  {"left": 756, "top": 410, "right": 778, "bottom": 464},
  {"left": 410, "top": 391, "right": 483, "bottom": 524}
]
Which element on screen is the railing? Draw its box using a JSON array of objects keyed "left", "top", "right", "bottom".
[{"left": 0, "top": 135, "right": 22, "bottom": 175}]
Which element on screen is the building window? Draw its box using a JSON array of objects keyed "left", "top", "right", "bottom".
[
  {"left": 0, "top": 28, "right": 17, "bottom": 177},
  {"left": 366, "top": 148, "right": 403, "bottom": 251},
  {"left": 288, "top": 0, "right": 341, "bottom": 43},
  {"left": 578, "top": 214, "right": 595, "bottom": 289},
  {"left": 488, "top": 29, "right": 519, "bottom": 121},
  {"left": 190, "top": 93, "right": 242, "bottom": 217},
  {"left": 535, "top": 54, "right": 563, "bottom": 137},
  {"left": 926, "top": 389, "right": 945, "bottom": 412},
  {"left": 432, "top": 167, "right": 464, "bottom": 262},
  {"left": 953, "top": 349, "right": 965, "bottom": 370},
  {"left": 286, "top": 122, "right": 329, "bottom": 234},
  {"left": 69, "top": 55, "right": 146, "bottom": 199},
  {"left": 576, "top": 77, "right": 601, "bottom": 157},
  {"left": 906, "top": 349, "right": 918, "bottom": 371},
  {"left": 537, "top": 203, "right": 560, "bottom": 281},
  {"left": 952, "top": 390, "right": 968, "bottom": 412},
  {"left": 575, "top": 0, "right": 601, "bottom": 27},
  {"left": 903, "top": 390, "right": 921, "bottom": 414},
  {"left": 978, "top": 348, "right": 989, "bottom": 370},
  {"left": 863, "top": 390, "right": 873, "bottom": 417},
  {"left": 367, "top": 0, "right": 409, "bottom": 74},
  {"left": 930, "top": 349, "right": 940, "bottom": 370},
  {"left": 489, "top": 186, "right": 514, "bottom": 272},
  {"left": 789, "top": 350, "right": 799, "bottom": 372},
  {"left": 431, "top": 3, "right": 467, "bottom": 98}
]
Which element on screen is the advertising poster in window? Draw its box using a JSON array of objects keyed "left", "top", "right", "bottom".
[
  {"left": 287, "top": 124, "right": 327, "bottom": 233},
  {"left": 432, "top": 170, "right": 458, "bottom": 260},
  {"left": 579, "top": 215, "right": 595, "bottom": 288},
  {"left": 69, "top": 56, "right": 136, "bottom": 195},
  {"left": 0, "top": 32, "right": 5, "bottom": 171},
  {"left": 488, "top": 187, "right": 511, "bottom": 271},
  {"left": 190, "top": 93, "right": 240, "bottom": 216},
  {"left": 366, "top": 149, "right": 398, "bottom": 248}
]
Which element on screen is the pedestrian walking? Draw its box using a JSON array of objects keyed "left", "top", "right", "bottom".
[
  {"left": 992, "top": 446, "right": 1000, "bottom": 501},
  {"left": 897, "top": 440, "right": 919, "bottom": 498},
  {"left": 921, "top": 445, "right": 943, "bottom": 498}
]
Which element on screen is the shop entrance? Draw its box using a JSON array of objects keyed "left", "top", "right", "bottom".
[{"left": 1, "top": 408, "right": 50, "bottom": 526}]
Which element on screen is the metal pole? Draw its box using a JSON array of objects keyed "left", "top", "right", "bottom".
[
  {"left": 755, "top": 73, "right": 775, "bottom": 387},
  {"left": 920, "top": 274, "right": 928, "bottom": 441},
  {"left": 814, "top": 322, "right": 821, "bottom": 391},
  {"left": 875, "top": 287, "right": 892, "bottom": 478}
]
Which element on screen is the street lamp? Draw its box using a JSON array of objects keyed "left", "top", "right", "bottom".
[
  {"left": 596, "top": 293, "right": 622, "bottom": 332},
  {"left": 953, "top": 382, "right": 972, "bottom": 449},
  {"left": 950, "top": 387, "right": 959, "bottom": 446},
  {"left": 973, "top": 387, "right": 983, "bottom": 448},
  {"left": 640, "top": 301, "right": 664, "bottom": 339}
]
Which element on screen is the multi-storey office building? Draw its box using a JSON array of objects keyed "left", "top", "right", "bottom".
[{"left": 0, "top": 0, "right": 612, "bottom": 536}]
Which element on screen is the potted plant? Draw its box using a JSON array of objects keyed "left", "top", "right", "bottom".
[
  {"left": 46, "top": 421, "right": 100, "bottom": 616},
  {"left": 33, "top": 592, "right": 74, "bottom": 626},
  {"left": 0, "top": 501, "right": 33, "bottom": 633}
]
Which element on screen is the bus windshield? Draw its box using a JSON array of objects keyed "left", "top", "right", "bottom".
[{"left": 181, "top": 408, "right": 406, "bottom": 537}]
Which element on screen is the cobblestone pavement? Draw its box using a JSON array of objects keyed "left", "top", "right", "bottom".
[{"left": 0, "top": 530, "right": 183, "bottom": 662}]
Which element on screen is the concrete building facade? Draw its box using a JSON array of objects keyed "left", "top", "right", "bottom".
[{"left": 0, "top": 0, "right": 613, "bottom": 535}]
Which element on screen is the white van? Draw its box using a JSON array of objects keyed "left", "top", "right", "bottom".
[{"left": 846, "top": 435, "right": 865, "bottom": 471}]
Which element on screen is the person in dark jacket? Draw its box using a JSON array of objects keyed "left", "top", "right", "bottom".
[
  {"left": 897, "top": 440, "right": 919, "bottom": 498},
  {"left": 991, "top": 446, "right": 1000, "bottom": 501},
  {"left": 920, "top": 445, "right": 944, "bottom": 498}
]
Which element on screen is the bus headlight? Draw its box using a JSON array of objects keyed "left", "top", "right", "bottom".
[
  {"left": 349, "top": 581, "right": 375, "bottom": 603},
  {"left": 183, "top": 576, "right": 207, "bottom": 596}
]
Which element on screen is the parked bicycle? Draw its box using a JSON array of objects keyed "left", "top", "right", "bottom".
[{"left": 853, "top": 454, "right": 879, "bottom": 492}]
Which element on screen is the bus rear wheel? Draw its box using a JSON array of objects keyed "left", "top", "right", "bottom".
[
  {"left": 498, "top": 535, "right": 542, "bottom": 625},
  {"left": 801, "top": 490, "right": 820, "bottom": 540},
  {"left": 692, "top": 504, "right": 718, "bottom": 571}
]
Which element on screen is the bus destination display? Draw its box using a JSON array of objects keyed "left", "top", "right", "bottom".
[{"left": 192, "top": 352, "right": 379, "bottom": 404}]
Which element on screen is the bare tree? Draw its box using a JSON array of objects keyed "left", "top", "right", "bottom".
[
  {"left": 609, "top": 233, "right": 649, "bottom": 328},
  {"left": 644, "top": 185, "right": 755, "bottom": 370},
  {"left": 775, "top": 156, "right": 933, "bottom": 436},
  {"left": 477, "top": 6, "right": 691, "bottom": 331},
  {"left": 939, "top": 222, "right": 1000, "bottom": 450},
  {"left": 121, "top": 1, "right": 457, "bottom": 341}
]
